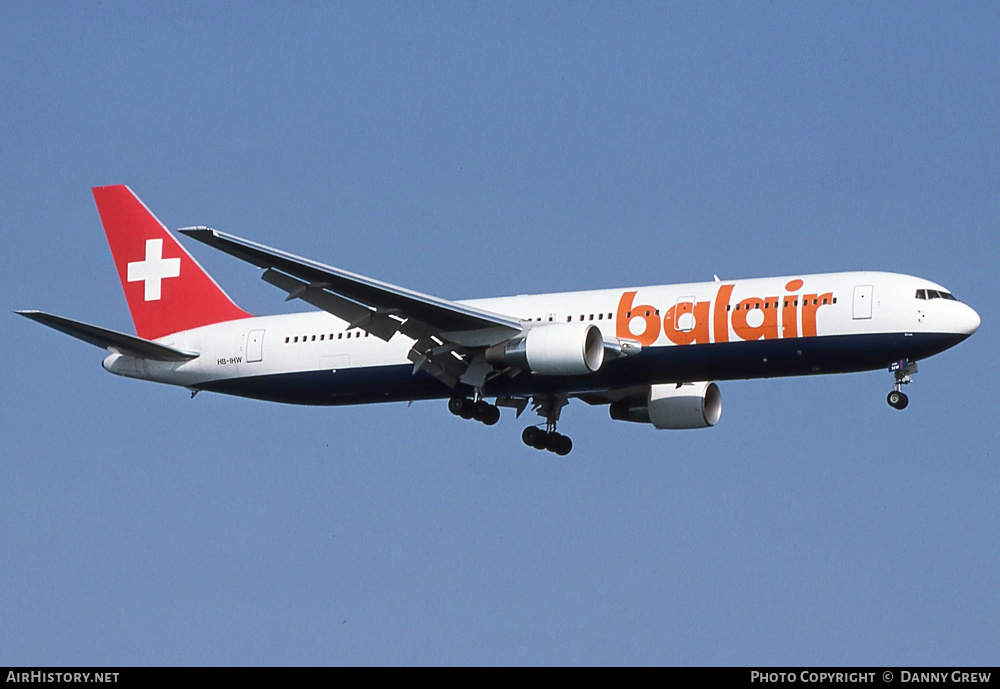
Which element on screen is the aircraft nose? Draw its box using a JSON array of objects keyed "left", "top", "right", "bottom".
[{"left": 956, "top": 303, "right": 981, "bottom": 336}]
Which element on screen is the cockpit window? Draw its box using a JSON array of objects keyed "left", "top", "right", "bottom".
[{"left": 916, "top": 289, "right": 958, "bottom": 301}]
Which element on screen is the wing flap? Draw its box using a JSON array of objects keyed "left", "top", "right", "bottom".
[{"left": 261, "top": 268, "right": 415, "bottom": 342}]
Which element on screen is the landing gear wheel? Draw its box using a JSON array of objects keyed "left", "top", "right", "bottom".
[
  {"left": 522, "top": 426, "right": 545, "bottom": 449},
  {"left": 481, "top": 404, "right": 501, "bottom": 426},
  {"left": 887, "top": 390, "right": 909, "bottom": 410},
  {"left": 556, "top": 435, "right": 573, "bottom": 457},
  {"left": 459, "top": 400, "right": 476, "bottom": 419},
  {"left": 470, "top": 400, "right": 493, "bottom": 422},
  {"left": 448, "top": 396, "right": 467, "bottom": 416},
  {"left": 452, "top": 397, "right": 501, "bottom": 425},
  {"left": 522, "top": 428, "right": 573, "bottom": 454},
  {"left": 545, "top": 432, "right": 574, "bottom": 455},
  {"left": 544, "top": 432, "right": 563, "bottom": 453}
]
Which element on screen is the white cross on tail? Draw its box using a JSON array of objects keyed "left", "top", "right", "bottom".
[{"left": 127, "top": 238, "right": 181, "bottom": 301}]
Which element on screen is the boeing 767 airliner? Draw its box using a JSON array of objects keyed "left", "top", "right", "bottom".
[{"left": 18, "top": 186, "right": 980, "bottom": 454}]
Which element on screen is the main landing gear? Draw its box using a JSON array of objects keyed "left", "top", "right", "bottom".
[
  {"left": 521, "top": 426, "right": 572, "bottom": 456},
  {"left": 521, "top": 395, "right": 573, "bottom": 456},
  {"left": 887, "top": 359, "right": 917, "bottom": 410},
  {"left": 448, "top": 393, "right": 574, "bottom": 455},
  {"left": 448, "top": 395, "right": 501, "bottom": 425}
]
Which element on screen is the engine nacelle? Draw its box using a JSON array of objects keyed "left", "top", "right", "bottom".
[
  {"left": 486, "top": 323, "right": 605, "bottom": 376},
  {"left": 609, "top": 382, "right": 722, "bottom": 429}
]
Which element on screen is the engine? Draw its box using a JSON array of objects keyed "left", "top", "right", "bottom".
[
  {"left": 609, "top": 382, "right": 722, "bottom": 429},
  {"left": 486, "top": 322, "right": 605, "bottom": 376}
]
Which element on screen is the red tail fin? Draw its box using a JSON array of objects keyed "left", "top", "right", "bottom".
[{"left": 93, "top": 185, "right": 252, "bottom": 340}]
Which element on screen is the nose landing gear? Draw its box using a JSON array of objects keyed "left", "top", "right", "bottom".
[{"left": 887, "top": 359, "right": 917, "bottom": 410}]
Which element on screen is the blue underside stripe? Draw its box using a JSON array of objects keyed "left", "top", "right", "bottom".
[{"left": 196, "top": 332, "right": 968, "bottom": 406}]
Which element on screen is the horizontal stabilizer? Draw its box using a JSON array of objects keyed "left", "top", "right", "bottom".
[{"left": 16, "top": 311, "right": 199, "bottom": 362}]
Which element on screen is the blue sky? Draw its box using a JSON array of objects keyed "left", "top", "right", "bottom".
[{"left": 2, "top": 2, "right": 997, "bottom": 665}]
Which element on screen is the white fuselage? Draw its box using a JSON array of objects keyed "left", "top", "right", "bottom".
[{"left": 102, "top": 271, "right": 980, "bottom": 406}]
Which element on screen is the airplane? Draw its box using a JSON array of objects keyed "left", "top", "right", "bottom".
[{"left": 18, "top": 185, "right": 981, "bottom": 455}]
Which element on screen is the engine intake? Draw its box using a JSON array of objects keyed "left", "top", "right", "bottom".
[
  {"left": 486, "top": 323, "right": 605, "bottom": 376},
  {"left": 609, "top": 382, "right": 722, "bottom": 429}
]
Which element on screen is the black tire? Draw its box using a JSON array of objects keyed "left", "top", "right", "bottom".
[
  {"left": 481, "top": 404, "right": 501, "bottom": 426},
  {"left": 448, "top": 396, "right": 467, "bottom": 416},
  {"left": 472, "top": 400, "right": 489, "bottom": 421},
  {"left": 522, "top": 426, "right": 543, "bottom": 448},
  {"left": 544, "top": 432, "right": 563, "bottom": 453},
  {"left": 887, "top": 391, "right": 909, "bottom": 410},
  {"left": 554, "top": 434, "right": 573, "bottom": 456},
  {"left": 459, "top": 399, "right": 475, "bottom": 419}
]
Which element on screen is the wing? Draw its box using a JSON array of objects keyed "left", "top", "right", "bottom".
[
  {"left": 179, "top": 227, "right": 520, "bottom": 345},
  {"left": 179, "top": 227, "right": 524, "bottom": 387},
  {"left": 16, "top": 311, "right": 199, "bottom": 362}
]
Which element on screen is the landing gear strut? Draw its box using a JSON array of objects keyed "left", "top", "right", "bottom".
[
  {"left": 887, "top": 359, "right": 917, "bottom": 410},
  {"left": 522, "top": 395, "right": 573, "bottom": 456},
  {"left": 448, "top": 395, "right": 500, "bottom": 425}
]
